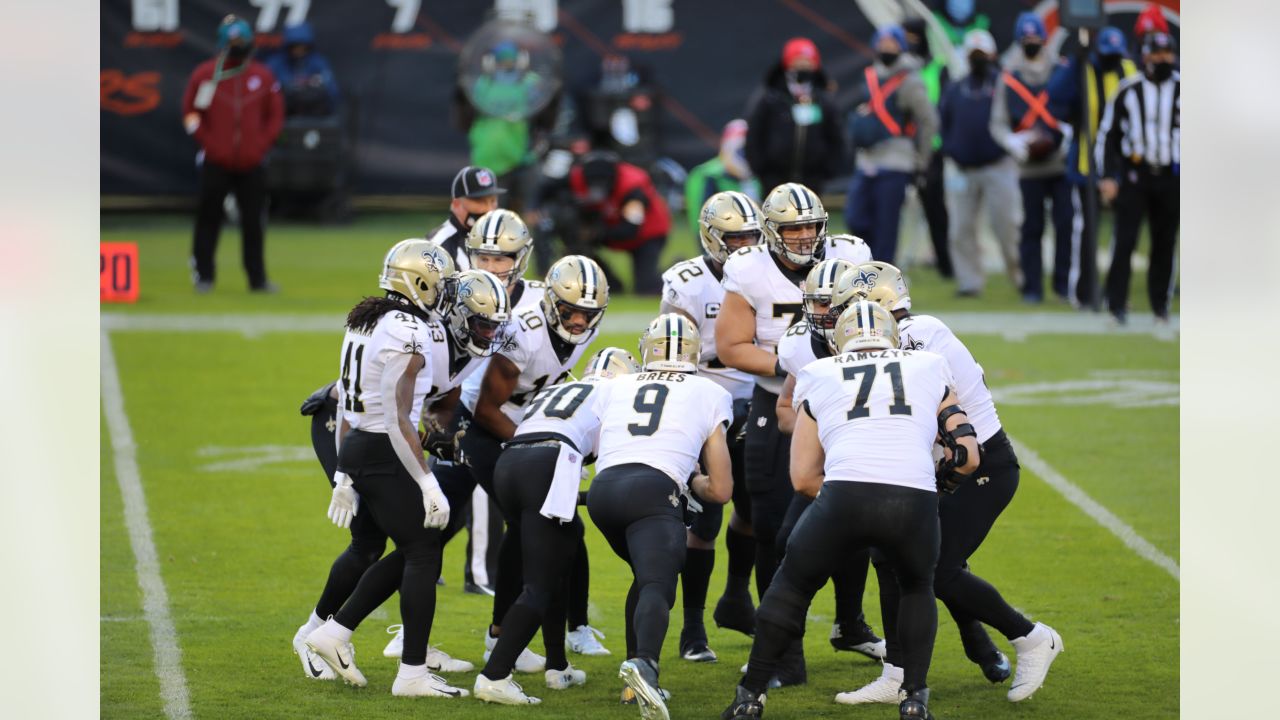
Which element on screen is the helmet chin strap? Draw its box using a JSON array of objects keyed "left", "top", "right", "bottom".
[{"left": 398, "top": 271, "right": 428, "bottom": 312}]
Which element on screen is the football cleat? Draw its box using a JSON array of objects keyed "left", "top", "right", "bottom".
[
  {"left": 619, "top": 658, "right": 669, "bottom": 720},
  {"left": 292, "top": 623, "right": 335, "bottom": 680},
  {"left": 830, "top": 618, "right": 887, "bottom": 660},
  {"left": 382, "top": 625, "right": 475, "bottom": 672},
  {"left": 567, "top": 625, "right": 612, "bottom": 656},
  {"left": 484, "top": 630, "right": 547, "bottom": 673},
  {"left": 899, "top": 687, "right": 934, "bottom": 719},
  {"left": 835, "top": 663, "right": 903, "bottom": 705},
  {"left": 679, "top": 629, "right": 718, "bottom": 663},
  {"left": 383, "top": 624, "right": 404, "bottom": 658},
  {"left": 621, "top": 685, "right": 671, "bottom": 705},
  {"left": 1008, "top": 623, "right": 1063, "bottom": 702},
  {"left": 713, "top": 591, "right": 756, "bottom": 637},
  {"left": 474, "top": 673, "right": 541, "bottom": 705},
  {"left": 305, "top": 626, "right": 367, "bottom": 687},
  {"left": 981, "top": 650, "right": 1012, "bottom": 683},
  {"left": 545, "top": 664, "right": 587, "bottom": 690},
  {"left": 720, "top": 685, "right": 767, "bottom": 720},
  {"left": 391, "top": 667, "right": 469, "bottom": 698}
]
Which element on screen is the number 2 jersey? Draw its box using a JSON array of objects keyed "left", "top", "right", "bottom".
[
  {"left": 338, "top": 306, "right": 485, "bottom": 433},
  {"left": 661, "top": 256, "right": 753, "bottom": 401},
  {"left": 721, "top": 236, "right": 872, "bottom": 395},
  {"left": 897, "top": 314, "right": 1001, "bottom": 443},
  {"left": 593, "top": 371, "right": 732, "bottom": 492},
  {"left": 793, "top": 349, "right": 954, "bottom": 493}
]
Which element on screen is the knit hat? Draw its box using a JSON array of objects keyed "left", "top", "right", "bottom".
[
  {"left": 782, "top": 38, "right": 821, "bottom": 70},
  {"left": 1014, "top": 12, "right": 1047, "bottom": 42},
  {"left": 872, "top": 25, "right": 908, "bottom": 53}
]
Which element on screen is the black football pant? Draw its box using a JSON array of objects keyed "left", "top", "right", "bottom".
[
  {"left": 743, "top": 482, "right": 939, "bottom": 695},
  {"left": 876, "top": 430, "right": 1035, "bottom": 667},
  {"left": 777, "top": 491, "right": 871, "bottom": 629},
  {"left": 587, "top": 464, "right": 686, "bottom": 665},
  {"left": 683, "top": 397, "right": 748, "bottom": 629},
  {"left": 1106, "top": 169, "right": 1180, "bottom": 318},
  {"left": 191, "top": 160, "right": 269, "bottom": 288},
  {"left": 332, "top": 430, "right": 442, "bottom": 666},
  {"left": 481, "top": 444, "right": 578, "bottom": 678}
]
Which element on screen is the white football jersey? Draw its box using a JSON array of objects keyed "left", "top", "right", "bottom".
[
  {"left": 513, "top": 376, "right": 610, "bottom": 457},
  {"left": 420, "top": 316, "right": 487, "bottom": 408},
  {"left": 721, "top": 236, "right": 871, "bottom": 394},
  {"left": 775, "top": 320, "right": 831, "bottom": 376},
  {"left": 462, "top": 280, "right": 595, "bottom": 424},
  {"left": 460, "top": 279, "right": 545, "bottom": 415},
  {"left": 338, "top": 308, "right": 437, "bottom": 433},
  {"left": 794, "top": 349, "right": 955, "bottom": 493},
  {"left": 661, "top": 256, "right": 753, "bottom": 401},
  {"left": 594, "top": 372, "right": 733, "bottom": 491},
  {"left": 897, "top": 314, "right": 1001, "bottom": 443}
]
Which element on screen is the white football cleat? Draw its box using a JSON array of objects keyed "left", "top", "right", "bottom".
[
  {"left": 483, "top": 630, "right": 546, "bottom": 673},
  {"left": 428, "top": 646, "right": 475, "bottom": 673},
  {"left": 474, "top": 673, "right": 542, "bottom": 705},
  {"left": 292, "top": 624, "right": 335, "bottom": 680},
  {"left": 383, "top": 624, "right": 404, "bottom": 658},
  {"left": 834, "top": 662, "right": 902, "bottom": 705},
  {"left": 305, "top": 626, "right": 366, "bottom": 687},
  {"left": 1008, "top": 623, "right": 1063, "bottom": 702},
  {"left": 545, "top": 664, "right": 587, "bottom": 690},
  {"left": 567, "top": 625, "right": 611, "bottom": 656},
  {"left": 391, "top": 665, "right": 469, "bottom": 698}
]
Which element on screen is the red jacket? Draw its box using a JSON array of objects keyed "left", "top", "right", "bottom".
[
  {"left": 569, "top": 162, "right": 670, "bottom": 251},
  {"left": 182, "top": 57, "right": 284, "bottom": 172}
]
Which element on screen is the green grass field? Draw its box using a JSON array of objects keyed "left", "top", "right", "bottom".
[{"left": 101, "top": 212, "right": 1178, "bottom": 719}]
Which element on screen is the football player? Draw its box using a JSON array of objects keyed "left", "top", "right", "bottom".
[
  {"left": 722, "top": 301, "right": 980, "bottom": 720},
  {"left": 473, "top": 347, "right": 642, "bottom": 705},
  {"left": 303, "top": 253, "right": 512, "bottom": 699},
  {"left": 659, "top": 190, "right": 761, "bottom": 661},
  {"left": 831, "top": 262, "right": 1063, "bottom": 705},
  {"left": 587, "top": 313, "right": 735, "bottom": 720},
  {"left": 715, "top": 182, "right": 872, "bottom": 684}
]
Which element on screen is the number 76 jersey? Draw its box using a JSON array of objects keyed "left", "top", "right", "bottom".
[{"left": 594, "top": 371, "right": 732, "bottom": 493}]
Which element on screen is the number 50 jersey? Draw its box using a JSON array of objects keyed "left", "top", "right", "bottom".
[{"left": 593, "top": 371, "right": 732, "bottom": 493}]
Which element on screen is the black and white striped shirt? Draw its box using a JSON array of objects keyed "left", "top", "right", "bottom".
[
  {"left": 1095, "top": 71, "right": 1180, "bottom": 177},
  {"left": 424, "top": 216, "right": 471, "bottom": 271}
]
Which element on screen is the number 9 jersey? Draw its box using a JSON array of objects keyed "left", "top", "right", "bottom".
[{"left": 593, "top": 371, "right": 732, "bottom": 493}]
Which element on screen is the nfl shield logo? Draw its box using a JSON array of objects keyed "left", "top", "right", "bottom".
[{"left": 477, "top": 169, "right": 494, "bottom": 187}]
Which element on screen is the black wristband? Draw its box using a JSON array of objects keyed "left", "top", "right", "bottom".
[{"left": 774, "top": 359, "right": 788, "bottom": 379}]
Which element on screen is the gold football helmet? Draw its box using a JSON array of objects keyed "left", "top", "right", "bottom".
[
  {"left": 465, "top": 209, "right": 534, "bottom": 288},
  {"left": 761, "top": 182, "right": 828, "bottom": 267},
  {"left": 543, "top": 255, "right": 609, "bottom": 345},
  {"left": 831, "top": 261, "right": 913, "bottom": 316},
  {"left": 583, "top": 347, "right": 642, "bottom": 379},
  {"left": 699, "top": 191, "right": 764, "bottom": 264},
  {"left": 447, "top": 269, "right": 512, "bottom": 357},
  {"left": 639, "top": 313, "right": 701, "bottom": 373},
  {"left": 378, "top": 239, "right": 456, "bottom": 314},
  {"left": 802, "top": 258, "right": 856, "bottom": 345},
  {"left": 831, "top": 300, "right": 900, "bottom": 354}
]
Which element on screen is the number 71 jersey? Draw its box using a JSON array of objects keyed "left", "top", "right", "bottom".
[{"left": 593, "top": 371, "right": 732, "bottom": 492}]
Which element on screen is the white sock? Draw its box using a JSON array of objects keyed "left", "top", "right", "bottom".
[
  {"left": 321, "top": 618, "right": 354, "bottom": 643},
  {"left": 398, "top": 662, "right": 429, "bottom": 679},
  {"left": 303, "top": 611, "right": 324, "bottom": 633},
  {"left": 882, "top": 663, "right": 903, "bottom": 681}
]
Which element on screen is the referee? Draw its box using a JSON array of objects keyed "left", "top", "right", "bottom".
[
  {"left": 1096, "top": 32, "right": 1180, "bottom": 324},
  {"left": 425, "top": 165, "right": 507, "bottom": 270}
]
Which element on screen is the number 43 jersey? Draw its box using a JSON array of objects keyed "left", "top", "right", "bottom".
[
  {"left": 793, "top": 349, "right": 954, "bottom": 493},
  {"left": 593, "top": 371, "right": 732, "bottom": 492},
  {"left": 721, "top": 236, "right": 871, "bottom": 395}
]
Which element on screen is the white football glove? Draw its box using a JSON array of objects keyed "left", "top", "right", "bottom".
[
  {"left": 1005, "top": 133, "right": 1030, "bottom": 163},
  {"left": 327, "top": 471, "right": 359, "bottom": 529},
  {"left": 415, "top": 474, "right": 451, "bottom": 529}
]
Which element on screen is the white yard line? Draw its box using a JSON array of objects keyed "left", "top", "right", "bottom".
[
  {"left": 101, "top": 331, "right": 194, "bottom": 720},
  {"left": 103, "top": 310, "right": 1179, "bottom": 340},
  {"left": 1009, "top": 435, "right": 1180, "bottom": 581}
]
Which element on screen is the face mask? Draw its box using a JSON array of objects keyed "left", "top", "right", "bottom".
[
  {"left": 878, "top": 52, "right": 900, "bottom": 67},
  {"left": 968, "top": 54, "right": 989, "bottom": 75},
  {"left": 464, "top": 211, "right": 487, "bottom": 228},
  {"left": 1150, "top": 61, "right": 1174, "bottom": 82},
  {"left": 788, "top": 70, "right": 815, "bottom": 85},
  {"left": 1099, "top": 55, "right": 1122, "bottom": 72},
  {"left": 1023, "top": 43, "right": 1042, "bottom": 59},
  {"left": 226, "top": 45, "right": 252, "bottom": 62}
]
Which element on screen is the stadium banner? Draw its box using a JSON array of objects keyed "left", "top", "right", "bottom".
[{"left": 102, "top": 0, "right": 1177, "bottom": 198}]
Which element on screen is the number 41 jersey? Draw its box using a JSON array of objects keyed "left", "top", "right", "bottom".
[
  {"left": 593, "top": 371, "right": 732, "bottom": 492},
  {"left": 338, "top": 309, "right": 435, "bottom": 433}
]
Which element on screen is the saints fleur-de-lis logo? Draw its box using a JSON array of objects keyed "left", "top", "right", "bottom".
[
  {"left": 853, "top": 268, "right": 880, "bottom": 288},
  {"left": 902, "top": 335, "right": 925, "bottom": 351},
  {"left": 403, "top": 335, "right": 424, "bottom": 353}
]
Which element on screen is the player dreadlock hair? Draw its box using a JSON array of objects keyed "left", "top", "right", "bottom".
[{"left": 345, "top": 293, "right": 431, "bottom": 334}]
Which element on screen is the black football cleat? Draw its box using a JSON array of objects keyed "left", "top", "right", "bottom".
[
  {"left": 899, "top": 687, "right": 935, "bottom": 720},
  {"left": 713, "top": 591, "right": 757, "bottom": 637},
  {"left": 721, "top": 685, "right": 766, "bottom": 720},
  {"left": 830, "top": 615, "right": 887, "bottom": 660},
  {"left": 773, "top": 641, "right": 807, "bottom": 688},
  {"left": 981, "top": 650, "right": 1011, "bottom": 683},
  {"left": 679, "top": 628, "right": 718, "bottom": 663}
]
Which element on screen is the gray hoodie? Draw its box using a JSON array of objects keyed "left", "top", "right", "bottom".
[
  {"left": 991, "top": 43, "right": 1068, "bottom": 179},
  {"left": 855, "top": 54, "right": 937, "bottom": 175}
]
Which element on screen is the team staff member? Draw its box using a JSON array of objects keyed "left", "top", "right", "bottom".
[
  {"left": 567, "top": 152, "right": 671, "bottom": 295},
  {"left": 717, "top": 183, "right": 871, "bottom": 686},
  {"left": 425, "top": 165, "right": 508, "bottom": 270},
  {"left": 182, "top": 14, "right": 284, "bottom": 293},
  {"left": 473, "top": 348, "right": 642, "bottom": 705},
  {"left": 660, "top": 191, "right": 763, "bottom": 661},
  {"left": 588, "top": 314, "right": 734, "bottom": 720},
  {"left": 722, "top": 301, "right": 980, "bottom": 720},
  {"left": 835, "top": 262, "right": 1063, "bottom": 705},
  {"left": 1096, "top": 32, "right": 1180, "bottom": 325}
]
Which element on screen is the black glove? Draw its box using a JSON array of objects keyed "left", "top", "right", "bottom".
[
  {"left": 300, "top": 381, "right": 337, "bottom": 416},
  {"left": 773, "top": 359, "right": 789, "bottom": 380},
  {"left": 420, "top": 419, "right": 466, "bottom": 465},
  {"left": 934, "top": 459, "right": 975, "bottom": 494}
]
